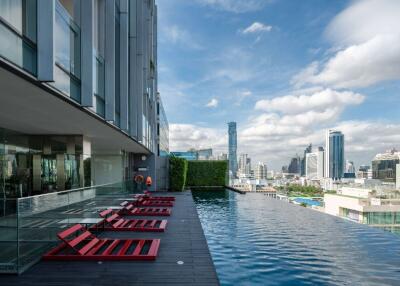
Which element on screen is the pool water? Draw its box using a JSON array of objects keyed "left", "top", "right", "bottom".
[
  {"left": 192, "top": 189, "right": 400, "bottom": 286},
  {"left": 292, "top": 197, "right": 322, "bottom": 207}
]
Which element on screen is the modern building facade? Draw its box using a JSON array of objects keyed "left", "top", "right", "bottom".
[
  {"left": 325, "top": 187, "right": 400, "bottom": 227},
  {"left": 288, "top": 155, "right": 301, "bottom": 174},
  {"left": 228, "top": 122, "right": 237, "bottom": 178},
  {"left": 306, "top": 149, "right": 324, "bottom": 180},
  {"left": 324, "top": 130, "right": 344, "bottom": 180},
  {"left": 255, "top": 162, "right": 267, "bottom": 180},
  {"left": 170, "top": 148, "right": 213, "bottom": 161},
  {"left": 372, "top": 149, "right": 400, "bottom": 183},
  {"left": 238, "top": 153, "right": 251, "bottom": 177},
  {"left": 300, "top": 144, "right": 312, "bottom": 176},
  {"left": 0, "top": 0, "right": 168, "bottom": 199}
]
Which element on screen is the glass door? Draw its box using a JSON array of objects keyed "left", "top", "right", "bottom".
[{"left": 41, "top": 156, "right": 57, "bottom": 193}]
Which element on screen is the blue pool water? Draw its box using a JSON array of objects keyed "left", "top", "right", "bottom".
[
  {"left": 292, "top": 197, "right": 322, "bottom": 207},
  {"left": 192, "top": 189, "right": 400, "bottom": 286}
]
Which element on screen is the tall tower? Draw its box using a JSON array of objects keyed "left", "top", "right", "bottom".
[
  {"left": 325, "top": 130, "right": 344, "bottom": 180},
  {"left": 228, "top": 122, "right": 238, "bottom": 178}
]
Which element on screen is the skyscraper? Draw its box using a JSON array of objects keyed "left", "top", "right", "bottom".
[
  {"left": 301, "top": 144, "right": 312, "bottom": 176},
  {"left": 324, "top": 130, "right": 345, "bottom": 180},
  {"left": 288, "top": 156, "right": 301, "bottom": 174},
  {"left": 256, "top": 162, "right": 268, "bottom": 180},
  {"left": 306, "top": 148, "right": 324, "bottom": 180},
  {"left": 228, "top": 122, "right": 238, "bottom": 178}
]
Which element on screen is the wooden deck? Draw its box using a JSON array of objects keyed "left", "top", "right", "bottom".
[{"left": 0, "top": 191, "right": 219, "bottom": 286}]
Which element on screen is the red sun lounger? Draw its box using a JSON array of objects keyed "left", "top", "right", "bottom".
[
  {"left": 43, "top": 224, "right": 160, "bottom": 261},
  {"left": 96, "top": 209, "right": 167, "bottom": 232},
  {"left": 134, "top": 194, "right": 175, "bottom": 201},
  {"left": 122, "top": 198, "right": 173, "bottom": 207},
  {"left": 119, "top": 205, "right": 171, "bottom": 216}
]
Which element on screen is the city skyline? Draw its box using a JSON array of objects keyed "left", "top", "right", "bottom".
[{"left": 158, "top": 0, "right": 400, "bottom": 169}]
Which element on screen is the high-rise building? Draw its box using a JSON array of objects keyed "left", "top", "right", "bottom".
[
  {"left": 306, "top": 149, "right": 324, "bottom": 180},
  {"left": 357, "top": 165, "right": 372, "bottom": 179},
  {"left": 372, "top": 148, "right": 400, "bottom": 182},
  {"left": 217, "top": 153, "right": 228, "bottom": 161},
  {"left": 346, "top": 160, "right": 356, "bottom": 173},
  {"left": 255, "top": 162, "right": 268, "bottom": 180},
  {"left": 300, "top": 144, "right": 312, "bottom": 176},
  {"left": 238, "top": 153, "right": 251, "bottom": 176},
  {"left": 288, "top": 156, "right": 301, "bottom": 174},
  {"left": 0, "top": 0, "right": 166, "bottom": 195},
  {"left": 324, "top": 130, "right": 345, "bottom": 180},
  {"left": 228, "top": 122, "right": 237, "bottom": 177},
  {"left": 396, "top": 164, "right": 400, "bottom": 190}
]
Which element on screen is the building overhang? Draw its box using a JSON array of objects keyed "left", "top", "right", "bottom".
[{"left": 0, "top": 61, "right": 151, "bottom": 155}]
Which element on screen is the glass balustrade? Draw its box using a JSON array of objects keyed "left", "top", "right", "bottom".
[{"left": 0, "top": 181, "right": 136, "bottom": 274}]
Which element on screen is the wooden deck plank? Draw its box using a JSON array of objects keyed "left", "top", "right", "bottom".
[{"left": 0, "top": 191, "right": 220, "bottom": 286}]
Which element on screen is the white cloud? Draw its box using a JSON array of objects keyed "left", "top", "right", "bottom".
[
  {"left": 206, "top": 98, "right": 219, "bottom": 108},
  {"left": 242, "top": 22, "right": 272, "bottom": 34},
  {"left": 255, "top": 88, "right": 364, "bottom": 114},
  {"left": 196, "top": 0, "right": 269, "bottom": 13},
  {"left": 169, "top": 124, "right": 226, "bottom": 152},
  {"left": 162, "top": 25, "right": 203, "bottom": 50},
  {"left": 292, "top": 0, "right": 400, "bottom": 89}
]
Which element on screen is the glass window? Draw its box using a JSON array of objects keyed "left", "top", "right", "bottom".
[
  {"left": 51, "top": 1, "right": 81, "bottom": 102},
  {"left": 0, "top": 0, "right": 37, "bottom": 75},
  {"left": 0, "top": 0, "right": 23, "bottom": 32}
]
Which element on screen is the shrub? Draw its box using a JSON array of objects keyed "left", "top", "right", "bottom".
[
  {"left": 169, "top": 157, "right": 188, "bottom": 191},
  {"left": 186, "top": 160, "right": 228, "bottom": 187}
]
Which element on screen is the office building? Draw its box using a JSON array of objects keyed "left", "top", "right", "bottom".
[
  {"left": 346, "top": 160, "right": 355, "bottom": 173},
  {"left": 255, "top": 162, "right": 268, "bottom": 180},
  {"left": 325, "top": 187, "right": 400, "bottom": 227},
  {"left": 170, "top": 148, "right": 213, "bottom": 161},
  {"left": 0, "top": 0, "right": 167, "bottom": 197},
  {"left": 197, "top": 148, "right": 213, "bottom": 160},
  {"left": 396, "top": 164, "right": 400, "bottom": 190},
  {"left": 324, "top": 130, "right": 344, "bottom": 180},
  {"left": 238, "top": 153, "right": 251, "bottom": 176},
  {"left": 217, "top": 153, "right": 228, "bottom": 161},
  {"left": 372, "top": 149, "right": 400, "bottom": 182},
  {"left": 357, "top": 165, "right": 372, "bottom": 179},
  {"left": 306, "top": 149, "right": 324, "bottom": 180},
  {"left": 300, "top": 144, "right": 312, "bottom": 176},
  {"left": 228, "top": 122, "right": 237, "bottom": 178},
  {"left": 288, "top": 156, "right": 301, "bottom": 174}
]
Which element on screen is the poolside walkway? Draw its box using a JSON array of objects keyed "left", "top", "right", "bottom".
[{"left": 0, "top": 191, "right": 219, "bottom": 286}]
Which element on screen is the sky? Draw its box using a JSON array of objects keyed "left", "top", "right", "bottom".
[{"left": 157, "top": 0, "right": 400, "bottom": 170}]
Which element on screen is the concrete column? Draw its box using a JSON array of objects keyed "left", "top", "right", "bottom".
[
  {"left": 56, "top": 154, "right": 65, "bottom": 191},
  {"left": 105, "top": 0, "right": 115, "bottom": 121},
  {"left": 119, "top": 0, "right": 129, "bottom": 131},
  {"left": 80, "top": 0, "right": 94, "bottom": 107},
  {"left": 37, "top": 0, "right": 55, "bottom": 82},
  {"left": 32, "top": 155, "right": 41, "bottom": 191},
  {"left": 136, "top": 0, "right": 144, "bottom": 142},
  {"left": 129, "top": 0, "right": 138, "bottom": 138}
]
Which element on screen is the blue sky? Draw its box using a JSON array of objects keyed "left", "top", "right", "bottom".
[{"left": 157, "top": 0, "right": 400, "bottom": 170}]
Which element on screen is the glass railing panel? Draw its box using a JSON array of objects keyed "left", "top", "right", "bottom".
[
  {"left": 15, "top": 181, "right": 136, "bottom": 273},
  {"left": 0, "top": 199, "right": 17, "bottom": 274}
]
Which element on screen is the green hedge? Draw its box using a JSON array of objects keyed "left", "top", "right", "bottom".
[
  {"left": 169, "top": 157, "right": 188, "bottom": 191},
  {"left": 186, "top": 160, "right": 228, "bottom": 187}
]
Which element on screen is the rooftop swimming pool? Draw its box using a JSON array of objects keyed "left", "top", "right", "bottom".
[
  {"left": 292, "top": 197, "right": 322, "bottom": 207},
  {"left": 192, "top": 189, "right": 400, "bottom": 286}
]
